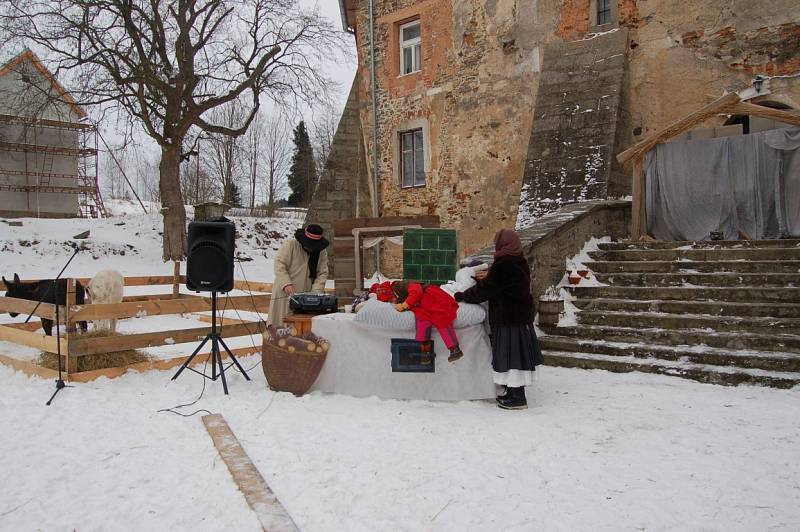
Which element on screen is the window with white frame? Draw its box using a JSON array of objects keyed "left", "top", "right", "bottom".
[
  {"left": 400, "top": 129, "right": 425, "bottom": 188},
  {"left": 400, "top": 20, "right": 421, "bottom": 75}
]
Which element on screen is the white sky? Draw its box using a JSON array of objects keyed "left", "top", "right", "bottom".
[{"left": 0, "top": 1, "right": 358, "bottom": 200}]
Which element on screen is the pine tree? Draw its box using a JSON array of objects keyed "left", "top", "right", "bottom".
[
  {"left": 287, "top": 121, "right": 317, "bottom": 206},
  {"left": 223, "top": 181, "right": 243, "bottom": 207}
]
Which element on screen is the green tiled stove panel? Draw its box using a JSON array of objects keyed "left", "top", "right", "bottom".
[{"left": 403, "top": 228, "right": 458, "bottom": 285}]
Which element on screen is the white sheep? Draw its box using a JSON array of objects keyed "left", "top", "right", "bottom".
[{"left": 86, "top": 269, "right": 124, "bottom": 333}]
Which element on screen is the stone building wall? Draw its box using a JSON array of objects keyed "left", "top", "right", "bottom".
[
  {"left": 305, "top": 75, "right": 373, "bottom": 271},
  {"left": 517, "top": 28, "right": 628, "bottom": 227},
  {"left": 601, "top": 0, "right": 800, "bottom": 157},
  {"left": 322, "top": 0, "right": 800, "bottom": 263},
  {"left": 352, "top": 0, "right": 560, "bottom": 257}
]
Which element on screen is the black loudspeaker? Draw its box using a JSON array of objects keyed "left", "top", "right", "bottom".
[{"left": 186, "top": 218, "right": 235, "bottom": 292}]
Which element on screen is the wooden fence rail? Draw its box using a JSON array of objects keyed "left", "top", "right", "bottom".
[{"left": 0, "top": 275, "right": 272, "bottom": 377}]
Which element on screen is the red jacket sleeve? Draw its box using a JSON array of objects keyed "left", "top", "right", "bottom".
[{"left": 404, "top": 282, "right": 424, "bottom": 308}]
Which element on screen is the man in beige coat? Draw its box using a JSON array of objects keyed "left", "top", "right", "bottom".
[{"left": 268, "top": 224, "right": 330, "bottom": 326}]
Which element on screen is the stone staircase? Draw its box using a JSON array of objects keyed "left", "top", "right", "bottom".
[{"left": 538, "top": 239, "right": 800, "bottom": 388}]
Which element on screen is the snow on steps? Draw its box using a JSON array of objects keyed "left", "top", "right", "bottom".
[
  {"left": 540, "top": 337, "right": 800, "bottom": 372},
  {"left": 571, "top": 286, "right": 800, "bottom": 303},
  {"left": 545, "top": 350, "right": 800, "bottom": 389},
  {"left": 545, "top": 324, "right": 800, "bottom": 352},
  {"left": 575, "top": 310, "right": 800, "bottom": 334},
  {"left": 572, "top": 298, "right": 800, "bottom": 318},
  {"left": 542, "top": 238, "right": 800, "bottom": 388},
  {"left": 588, "top": 259, "right": 800, "bottom": 274},
  {"left": 597, "top": 239, "right": 800, "bottom": 250},
  {"left": 592, "top": 272, "right": 799, "bottom": 287}
]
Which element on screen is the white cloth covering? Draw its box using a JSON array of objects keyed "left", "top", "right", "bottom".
[
  {"left": 310, "top": 313, "right": 495, "bottom": 400},
  {"left": 492, "top": 369, "right": 534, "bottom": 387}
]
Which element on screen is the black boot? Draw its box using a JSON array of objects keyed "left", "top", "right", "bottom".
[
  {"left": 498, "top": 387, "right": 528, "bottom": 410},
  {"left": 495, "top": 386, "right": 510, "bottom": 403},
  {"left": 448, "top": 345, "right": 463, "bottom": 363}
]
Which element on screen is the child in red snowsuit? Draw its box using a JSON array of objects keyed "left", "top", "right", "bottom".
[{"left": 393, "top": 281, "right": 463, "bottom": 362}]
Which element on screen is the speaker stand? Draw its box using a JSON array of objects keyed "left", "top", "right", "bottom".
[{"left": 171, "top": 291, "right": 250, "bottom": 394}]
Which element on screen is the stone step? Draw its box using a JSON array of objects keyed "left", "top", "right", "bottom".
[
  {"left": 589, "top": 247, "right": 800, "bottom": 262},
  {"left": 598, "top": 239, "right": 800, "bottom": 251},
  {"left": 570, "top": 286, "right": 800, "bottom": 303},
  {"left": 540, "top": 336, "right": 800, "bottom": 372},
  {"left": 592, "top": 272, "right": 799, "bottom": 287},
  {"left": 587, "top": 260, "right": 800, "bottom": 274},
  {"left": 572, "top": 298, "right": 800, "bottom": 318},
  {"left": 544, "top": 350, "right": 800, "bottom": 389},
  {"left": 576, "top": 310, "right": 800, "bottom": 335},
  {"left": 545, "top": 324, "right": 800, "bottom": 353}
]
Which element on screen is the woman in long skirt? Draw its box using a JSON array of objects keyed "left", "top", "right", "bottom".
[{"left": 455, "top": 229, "right": 543, "bottom": 409}]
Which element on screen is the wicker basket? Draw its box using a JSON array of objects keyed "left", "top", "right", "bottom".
[{"left": 261, "top": 337, "right": 327, "bottom": 396}]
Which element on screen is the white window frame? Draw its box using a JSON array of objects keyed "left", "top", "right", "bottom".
[
  {"left": 596, "top": 0, "right": 612, "bottom": 25},
  {"left": 399, "top": 20, "right": 422, "bottom": 76},
  {"left": 590, "top": 0, "right": 617, "bottom": 27},
  {"left": 399, "top": 128, "right": 425, "bottom": 188}
]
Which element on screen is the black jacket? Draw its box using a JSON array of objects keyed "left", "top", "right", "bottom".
[{"left": 455, "top": 255, "right": 534, "bottom": 328}]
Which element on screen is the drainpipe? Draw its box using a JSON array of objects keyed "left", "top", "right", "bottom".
[{"left": 368, "top": 0, "right": 382, "bottom": 273}]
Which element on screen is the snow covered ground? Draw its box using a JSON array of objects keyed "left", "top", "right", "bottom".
[
  {"left": 1, "top": 206, "right": 800, "bottom": 531},
  {"left": 2, "top": 364, "right": 799, "bottom": 531}
]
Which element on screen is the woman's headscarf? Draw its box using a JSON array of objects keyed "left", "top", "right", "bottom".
[{"left": 493, "top": 228, "right": 523, "bottom": 259}]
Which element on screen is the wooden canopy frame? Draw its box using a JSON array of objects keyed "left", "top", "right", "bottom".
[{"left": 616, "top": 92, "right": 800, "bottom": 240}]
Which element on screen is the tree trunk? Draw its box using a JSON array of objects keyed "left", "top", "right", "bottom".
[
  {"left": 159, "top": 144, "right": 188, "bottom": 262},
  {"left": 267, "top": 168, "right": 275, "bottom": 216}
]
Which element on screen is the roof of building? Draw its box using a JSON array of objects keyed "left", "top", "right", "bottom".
[{"left": 0, "top": 49, "right": 87, "bottom": 119}]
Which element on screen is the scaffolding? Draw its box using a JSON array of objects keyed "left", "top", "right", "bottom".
[{"left": 0, "top": 113, "right": 106, "bottom": 218}]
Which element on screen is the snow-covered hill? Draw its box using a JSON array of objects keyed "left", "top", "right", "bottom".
[{"left": 0, "top": 199, "right": 301, "bottom": 280}]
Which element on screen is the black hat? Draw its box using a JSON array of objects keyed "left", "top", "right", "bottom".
[{"left": 294, "top": 224, "right": 329, "bottom": 251}]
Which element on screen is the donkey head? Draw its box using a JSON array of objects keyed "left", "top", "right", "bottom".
[{"left": 3, "top": 273, "right": 27, "bottom": 317}]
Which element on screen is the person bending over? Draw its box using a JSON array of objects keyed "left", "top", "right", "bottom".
[
  {"left": 268, "top": 224, "right": 329, "bottom": 326},
  {"left": 393, "top": 280, "right": 463, "bottom": 363}
]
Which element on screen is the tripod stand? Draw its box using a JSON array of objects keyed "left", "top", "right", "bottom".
[
  {"left": 171, "top": 291, "right": 250, "bottom": 394},
  {"left": 22, "top": 247, "right": 80, "bottom": 406}
]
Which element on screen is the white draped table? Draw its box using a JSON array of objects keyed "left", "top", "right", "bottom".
[{"left": 309, "top": 313, "right": 495, "bottom": 400}]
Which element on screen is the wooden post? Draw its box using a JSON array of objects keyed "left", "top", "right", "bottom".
[
  {"left": 172, "top": 261, "right": 181, "bottom": 298},
  {"left": 631, "top": 157, "right": 645, "bottom": 241},
  {"left": 64, "top": 278, "right": 78, "bottom": 375}
]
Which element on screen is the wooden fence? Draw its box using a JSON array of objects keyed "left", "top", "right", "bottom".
[{"left": 0, "top": 275, "right": 273, "bottom": 381}]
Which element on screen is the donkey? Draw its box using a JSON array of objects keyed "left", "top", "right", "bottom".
[{"left": 2, "top": 274, "right": 88, "bottom": 336}]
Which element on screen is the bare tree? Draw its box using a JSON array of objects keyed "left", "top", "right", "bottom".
[
  {"left": 243, "top": 110, "right": 265, "bottom": 210},
  {"left": 137, "top": 154, "right": 161, "bottom": 204},
  {"left": 312, "top": 105, "right": 339, "bottom": 176},
  {"left": 202, "top": 102, "right": 244, "bottom": 206},
  {"left": 1, "top": 0, "right": 345, "bottom": 260},
  {"left": 179, "top": 153, "right": 215, "bottom": 205},
  {"left": 262, "top": 113, "right": 291, "bottom": 215},
  {"left": 101, "top": 146, "right": 130, "bottom": 200}
]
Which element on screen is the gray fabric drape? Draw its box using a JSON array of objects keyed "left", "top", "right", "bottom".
[
  {"left": 764, "top": 127, "right": 800, "bottom": 236},
  {"left": 645, "top": 126, "right": 800, "bottom": 240}
]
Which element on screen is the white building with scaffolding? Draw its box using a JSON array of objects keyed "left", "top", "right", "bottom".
[{"left": 0, "top": 50, "right": 105, "bottom": 218}]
